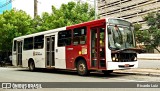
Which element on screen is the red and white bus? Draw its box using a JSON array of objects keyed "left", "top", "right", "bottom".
[{"left": 12, "top": 18, "right": 139, "bottom": 75}]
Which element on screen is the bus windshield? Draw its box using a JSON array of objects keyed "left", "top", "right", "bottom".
[{"left": 108, "top": 20, "right": 135, "bottom": 50}]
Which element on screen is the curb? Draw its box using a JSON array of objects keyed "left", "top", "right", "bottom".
[{"left": 114, "top": 71, "right": 160, "bottom": 77}]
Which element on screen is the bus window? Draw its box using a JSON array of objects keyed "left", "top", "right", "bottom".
[
  {"left": 73, "top": 27, "right": 87, "bottom": 45},
  {"left": 13, "top": 40, "right": 17, "bottom": 51},
  {"left": 100, "top": 28, "right": 105, "bottom": 47},
  {"left": 23, "top": 37, "right": 33, "bottom": 50},
  {"left": 100, "top": 28, "right": 105, "bottom": 58},
  {"left": 58, "top": 30, "right": 71, "bottom": 47},
  {"left": 34, "top": 35, "right": 44, "bottom": 49}
]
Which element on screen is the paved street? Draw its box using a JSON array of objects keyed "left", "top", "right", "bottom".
[
  {"left": 0, "top": 67, "right": 158, "bottom": 82},
  {"left": 0, "top": 60, "right": 160, "bottom": 91},
  {"left": 0, "top": 67, "right": 160, "bottom": 91}
]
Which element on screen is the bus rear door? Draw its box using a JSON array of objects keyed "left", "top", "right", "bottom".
[
  {"left": 12, "top": 40, "right": 22, "bottom": 66},
  {"left": 45, "top": 36, "right": 55, "bottom": 67}
]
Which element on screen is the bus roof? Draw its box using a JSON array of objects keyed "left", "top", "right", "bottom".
[
  {"left": 13, "top": 17, "right": 130, "bottom": 40},
  {"left": 13, "top": 18, "right": 106, "bottom": 40},
  {"left": 13, "top": 27, "right": 66, "bottom": 40}
]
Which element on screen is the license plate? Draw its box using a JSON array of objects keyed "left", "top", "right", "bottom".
[{"left": 124, "top": 64, "right": 129, "bottom": 67}]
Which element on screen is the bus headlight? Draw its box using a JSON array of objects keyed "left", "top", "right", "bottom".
[
  {"left": 112, "top": 57, "right": 116, "bottom": 61},
  {"left": 116, "top": 58, "right": 119, "bottom": 62},
  {"left": 134, "top": 57, "right": 137, "bottom": 61}
]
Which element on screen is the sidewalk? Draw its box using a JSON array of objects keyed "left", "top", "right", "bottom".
[
  {"left": 114, "top": 68, "right": 160, "bottom": 77},
  {"left": 137, "top": 54, "right": 160, "bottom": 60}
]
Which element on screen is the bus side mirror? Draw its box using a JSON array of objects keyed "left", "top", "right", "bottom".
[{"left": 107, "top": 27, "right": 111, "bottom": 34}]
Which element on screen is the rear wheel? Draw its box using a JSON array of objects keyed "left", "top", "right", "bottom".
[
  {"left": 76, "top": 60, "right": 89, "bottom": 76},
  {"left": 29, "top": 61, "right": 35, "bottom": 71},
  {"left": 102, "top": 70, "right": 113, "bottom": 75}
]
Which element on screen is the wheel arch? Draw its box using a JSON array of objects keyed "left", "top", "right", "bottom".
[
  {"left": 74, "top": 56, "right": 87, "bottom": 68},
  {"left": 28, "top": 58, "right": 34, "bottom": 67}
]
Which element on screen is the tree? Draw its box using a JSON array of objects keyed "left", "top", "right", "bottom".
[
  {"left": 0, "top": 9, "right": 35, "bottom": 52},
  {"left": 35, "top": 1, "right": 95, "bottom": 32},
  {"left": 135, "top": 13, "right": 160, "bottom": 53},
  {"left": 0, "top": 1, "right": 95, "bottom": 53}
]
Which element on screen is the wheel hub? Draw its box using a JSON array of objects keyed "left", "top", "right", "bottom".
[{"left": 79, "top": 63, "right": 85, "bottom": 72}]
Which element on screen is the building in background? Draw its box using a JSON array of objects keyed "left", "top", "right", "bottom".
[
  {"left": 98, "top": 0, "right": 160, "bottom": 29},
  {"left": 98, "top": 0, "right": 160, "bottom": 53},
  {"left": 0, "top": 0, "right": 12, "bottom": 14}
]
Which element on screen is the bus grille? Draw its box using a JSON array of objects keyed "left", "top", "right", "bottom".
[{"left": 111, "top": 53, "right": 137, "bottom": 62}]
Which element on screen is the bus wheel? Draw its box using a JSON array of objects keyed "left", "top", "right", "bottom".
[
  {"left": 29, "top": 61, "right": 35, "bottom": 71},
  {"left": 76, "top": 60, "right": 89, "bottom": 76},
  {"left": 102, "top": 70, "right": 113, "bottom": 75}
]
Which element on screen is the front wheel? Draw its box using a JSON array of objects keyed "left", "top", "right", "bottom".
[
  {"left": 76, "top": 60, "right": 89, "bottom": 76},
  {"left": 29, "top": 61, "right": 35, "bottom": 71}
]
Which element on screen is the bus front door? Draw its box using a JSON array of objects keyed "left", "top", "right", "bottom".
[
  {"left": 46, "top": 36, "right": 55, "bottom": 67},
  {"left": 91, "top": 26, "right": 106, "bottom": 69}
]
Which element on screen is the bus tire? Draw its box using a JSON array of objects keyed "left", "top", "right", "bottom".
[
  {"left": 76, "top": 59, "right": 89, "bottom": 76},
  {"left": 102, "top": 70, "right": 113, "bottom": 75},
  {"left": 29, "top": 61, "right": 35, "bottom": 71}
]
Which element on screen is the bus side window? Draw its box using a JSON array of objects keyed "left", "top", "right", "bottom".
[
  {"left": 58, "top": 30, "right": 71, "bottom": 47},
  {"left": 73, "top": 27, "right": 87, "bottom": 45},
  {"left": 34, "top": 35, "right": 44, "bottom": 49},
  {"left": 13, "top": 40, "right": 17, "bottom": 51},
  {"left": 23, "top": 37, "right": 33, "bottom": 50}
]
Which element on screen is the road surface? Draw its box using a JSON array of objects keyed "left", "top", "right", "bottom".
[{"left": 0, "top": 67, "right": 159, "bottom": 91}]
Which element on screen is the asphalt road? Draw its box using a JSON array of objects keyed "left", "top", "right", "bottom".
[
  {"left": 138, "top": 60, "right": 160, "bottom": 69},
  {"left": 0, "top": 67, "right": 160, "bottom": 91}
]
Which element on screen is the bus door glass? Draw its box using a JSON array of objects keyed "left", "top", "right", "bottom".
[
  {"left": 17, "top": 41, "right": 22, "bottom": 66},
  {"left": 91, "top": 26, "right": 106, "bottom": 69},
  {"left": 46, "top": 36, "right": 55, "bottom": 67}
]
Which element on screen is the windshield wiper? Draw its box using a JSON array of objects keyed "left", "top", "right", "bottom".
[
  {"left": 109, "top": 47, "right": 120, "bottom": 50},
  {"left": 111, "top": 48, "right": 144, "bottom": 53}
]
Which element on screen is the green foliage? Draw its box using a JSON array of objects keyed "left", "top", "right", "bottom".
[
  {"left": 0, "top": 1, "right": 94, "bottom": 52},
  {"left": 135, "top": 12, "right": 160, "bottom": 53},
  {"left": 35, "top": 1, "right": 95, "bottom": 32},
  {"left": 0, "top": 9, "right": 34, "bottom": 51}
]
